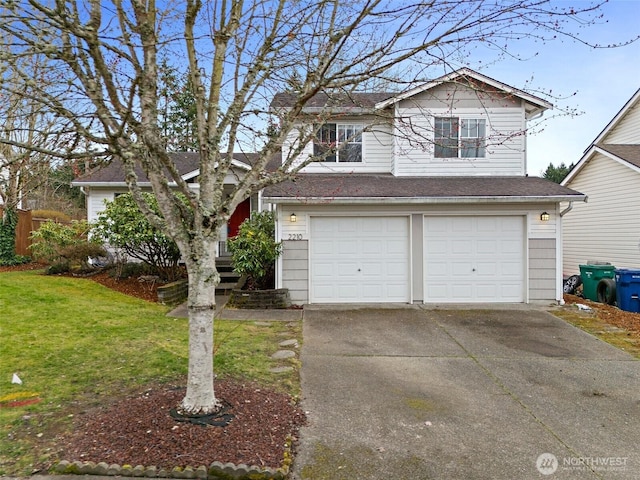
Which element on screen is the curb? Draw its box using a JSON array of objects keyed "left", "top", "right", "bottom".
[
  {"left": 52, "top": 459, "right": 287, "bottom": 480},
  {"left": 51, "top": 436, "right": 295, "bottom": 480}
]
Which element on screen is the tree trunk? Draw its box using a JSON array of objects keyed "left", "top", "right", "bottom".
[{"left": 179, "top": 239, "right": 222, "bottom": 415}]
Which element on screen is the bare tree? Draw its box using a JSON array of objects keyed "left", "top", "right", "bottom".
[
  {"left": 0, "top": 0, "right": 626, "bottom": 415},
  {"left": 0, "top": 51, "right": 63, "bottom": 210}
]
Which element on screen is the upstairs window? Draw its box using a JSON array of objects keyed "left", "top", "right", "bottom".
[
  {"left": 434, "top": 117, "right": 486, "bottom": 158},
  {"left": 313, "top": 123, "right": 363, "bottom": 162}
]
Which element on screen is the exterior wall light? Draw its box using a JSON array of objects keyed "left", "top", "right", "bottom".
[
  {"left": 290, "top": 213, "right": 297, "bottom": 223},
  {"left": 540, "top": 211, "right": 550, "bottom": 222}
]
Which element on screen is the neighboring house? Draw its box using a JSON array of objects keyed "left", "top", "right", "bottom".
[
  {"left": 263, "top": 68, "right": 585, "bottom": 304},
  {"left": 72, "top": 152, "right": 260, "bottom": 256},
  {"left": 561, "top": 88, "right": 640, "bottom": 276}
]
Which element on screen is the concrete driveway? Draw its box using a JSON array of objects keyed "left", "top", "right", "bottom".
[{"left": 291, "top": 306, "right": 640, "bottom": 479}]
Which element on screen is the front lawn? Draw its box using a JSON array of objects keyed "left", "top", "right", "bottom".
[{"left": 0, "top": 270, "right": 301, "bottom": 475}]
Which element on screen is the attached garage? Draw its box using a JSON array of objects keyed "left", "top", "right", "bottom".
[
  {"left": 424, "top": 216, "right": 525, "bottom": 303},
  {"left": 310, "top": 216, "right": 410, "bottom": 303}
]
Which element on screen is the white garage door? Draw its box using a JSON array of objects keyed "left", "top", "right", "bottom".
[
  {"left": 424, "top": 216, "right": 524, "bottom": 302},
  {"left": 310, "top": 216, "right": 410, "bottom": 303}
]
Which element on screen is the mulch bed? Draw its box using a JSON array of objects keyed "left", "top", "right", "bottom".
[
  {"left": 54, "top": 380, "right": 305, "bottom": 470},
  {"left": 564, "top": 293, "right": 640, "bottom": 336}
]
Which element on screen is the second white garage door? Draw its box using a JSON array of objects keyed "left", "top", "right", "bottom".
[
  {"left": 424, "top": 216, "right": 525, "bottom": 302},
  {"left": 310, "top": 216, "right": 410, "bottom": 303}
]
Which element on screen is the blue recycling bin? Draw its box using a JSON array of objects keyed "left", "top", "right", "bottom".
[{"left": 615, "top": 269, "right": 640, "bottom": 313}]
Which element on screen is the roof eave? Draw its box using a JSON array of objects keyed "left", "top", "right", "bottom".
[
  {"left": 592, "top": 88, "right": 640, "bottom": 145},
  {"left": 263, "top": 195, "right": 586, "bottom": 205},
  {"left": 562, "top": 145, "right": 640, "bottom": 186},
  {"left": 375, "top": 68, "right": 553, "bottom": 112}
]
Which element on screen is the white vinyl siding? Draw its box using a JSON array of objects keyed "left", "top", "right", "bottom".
[
  {"left": 282, "top": 121, "right": 393, "bottom": 173},
  {"left": 393, "top": 107, "right": 525, "bottom": 176},
  {"left": 87, "top": 188, "right": 126, "bottom": 222},
  {"left": 601, "top": 101, "right": 640, "bottom": 144},
  {"left": 563, "top": 153, "right": 640, "bottom": 275}
]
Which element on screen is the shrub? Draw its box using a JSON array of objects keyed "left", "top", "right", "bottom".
[
  {"left": 58, "top": 243, "right": 108, "bottom": 272},
  {"left": 29, "top": 219, "right": 101, "bottom": 271},
  {"left": 227, "top": 211, "right": 281, "bottom": 290},
  {"left": 92, "top": 193, "right": 182, "bottom": 281},
  {"left": 111, "top": 261, "right": 152, "bottom": 279}
]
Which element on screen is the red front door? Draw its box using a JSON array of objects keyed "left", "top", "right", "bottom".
[{"left": 227, "top": 198, "right": 251, "bottom": 238}]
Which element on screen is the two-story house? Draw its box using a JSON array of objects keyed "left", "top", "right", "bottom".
[
  {"left": 263, "top": 68, "right": 585, "bottom": 304},
  {"left": 73, "top": 68, "right": 585, "bottom": 305}
]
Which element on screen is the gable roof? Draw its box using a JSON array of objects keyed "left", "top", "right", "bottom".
[
  {"left": 591, "top": 88, "right": 640, "bottom": 145},
  {"left": 270, "top": 91, "right": 394, "bottom": 114},
  {"left": 270, "top": 68, "right": 552, "bottom": 118},
  {"left": 263, "top": 174, "right": 585, "bottom": 204},
  {"left": 563, "top": 143, "right": 640, "bottom": 185},
  {"left": 562, "top": 88, "right": 640, "bottom": 186},
  {"left": 375, "top": 68, "right": 552, "bottom": 118},
  {"left": 73, "top": 152, "right": 258, "bottom": 187},
  {"left": 595, "top": 144, "right": 640, "bottom": 169}
]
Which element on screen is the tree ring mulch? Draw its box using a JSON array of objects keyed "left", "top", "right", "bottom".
[
  {"left": 52, "top": 380, "right": 305, "bottom": 471},
  {"left": 169, "top": 400, "right": 234, "bottom": 427}
]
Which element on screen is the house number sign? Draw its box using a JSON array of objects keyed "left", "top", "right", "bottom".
[{"left": 288, "top": 234, "right": 303, "bottom": 240}]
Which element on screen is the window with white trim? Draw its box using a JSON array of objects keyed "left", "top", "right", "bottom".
[
  {"left": 313, "top": 123, "right": 363, "bottom": 162},
  {"left": 434, "top": 117, "right": 486, "bottom": 158}
]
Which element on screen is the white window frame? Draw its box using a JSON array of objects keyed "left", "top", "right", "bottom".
[
  {"left": 434, "top": 117, "right": 486, "bottom": 159},
  {"left": 313, "top": 123, "right": 364, "bottom": 163}
]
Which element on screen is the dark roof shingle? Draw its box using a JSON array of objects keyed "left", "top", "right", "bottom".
[
  {"left": 73, "top": 152, "right": 259, "bottom": 184},
  {"left": 263, "top": 174, "right": 584, "bottom": 200},
  {"left": 596, "top": 144, "right": 640, "bottom": 169}
]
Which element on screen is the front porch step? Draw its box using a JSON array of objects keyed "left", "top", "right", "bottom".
[
  {"left": 215, "top": 258, "right": 241, "bottom": 295},
  {"left": 216, "top": 282, "right": 240, "bottom": 296}
]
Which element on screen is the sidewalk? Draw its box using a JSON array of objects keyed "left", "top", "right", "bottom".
[{"left": 166, "top": 297, "right": 303, "bottom": 321}]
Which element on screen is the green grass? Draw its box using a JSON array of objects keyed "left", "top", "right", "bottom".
[
  {"left": 553, "top": 308, "right": 640, "bottom": 359},
  {"left": 0, "top": 270, "right": 301, "bottom": 475}
]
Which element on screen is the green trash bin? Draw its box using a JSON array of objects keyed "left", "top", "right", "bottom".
[{"left": 579, "top": 264, "right": 616, "bottom": 302}]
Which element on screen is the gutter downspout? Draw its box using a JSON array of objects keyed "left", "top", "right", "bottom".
[{"left": 559, "top": 201, "right": 573, "bottom": 217}]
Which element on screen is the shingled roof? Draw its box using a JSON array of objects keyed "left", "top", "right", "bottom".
[
  {"left": 263, "top": 174, "right": 585, "bottom": 203},
  {"left": 73, "top": 152, "right": 259, "bottom": 186},
  {"left": 270, "top": 92, "right": 395, "bottom": 111},
  {"left": 595, "top": 144, "right": 640, "bottom": 169}
]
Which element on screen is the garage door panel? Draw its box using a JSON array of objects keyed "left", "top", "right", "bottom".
[
  {"left": 501, "top": 261, "right": 522, "bottom": 276},
  {"left": 425, "top": 239, "right": 448, "bottom": 255},
  {"left": 451, "top": 217, "right": 474, "bottom": 233},
  {"left": 362, "top": 239, "right": 383, "bottom": 254},
  {"left": 476, "top": 262, "right": 497, "bottom": 276},
  {"left": 361, "top": 262, "right": 383, "bottom": 276},
  {"left": 311, "top": 216, "right": 410, "bottom": 303},
  {"left": 452, "top": 239, "right": 473, "bottom": 254},
  {"left": 451, "top": 284, "right": 475, "bottom": 300},
  {"left": 501, "top": 240, "right": 521, "bottom": 254},
  {"left": 387, "top": 262, "right": 407, "bottom": 276},
  {"left": 477, "top": 240, "right": 498, "bottom": 254},
  {"left": 424, "top": 216, "right": 524, "bottom": 303}
]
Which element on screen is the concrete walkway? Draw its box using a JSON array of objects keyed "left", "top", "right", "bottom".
[
  {"left": 290, "top": 306, "right": 640, "bottom": 479},
  {"left": 166, "top": 298, "right": 303, "bottom": 321}
]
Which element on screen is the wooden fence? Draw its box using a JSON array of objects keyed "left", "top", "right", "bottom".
[{"left": 0, "top": 208, "right": 71, "bottom": 256}]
